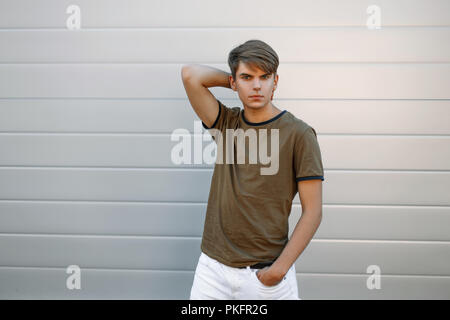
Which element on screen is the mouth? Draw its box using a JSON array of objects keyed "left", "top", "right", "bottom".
[{"left": 249, "top": 96, "right": 263, "bottom": 99}]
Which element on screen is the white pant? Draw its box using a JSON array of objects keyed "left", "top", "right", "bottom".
[{"left": 190, "top": 252, "right": 301, "bottom": 300}]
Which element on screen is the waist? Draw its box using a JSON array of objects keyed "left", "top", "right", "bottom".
[{"left": 238, "top": 260, "right": 275, "bottom": 269}]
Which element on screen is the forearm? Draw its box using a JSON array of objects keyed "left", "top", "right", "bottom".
[
  {"left": 182, "top": 64, "right": 231, "bottom": 89},
  {"left": 272, "top": 211, "right": 322, "bottom": 277}
]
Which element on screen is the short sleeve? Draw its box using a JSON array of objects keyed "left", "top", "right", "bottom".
[
  {"left": 294, "top": 127, "right": 325, "bottom": 182},
  {"left": 202, "top": 99, "right": 227, "bottom": 131},
  {"left": 201, "top": 99, "right": 239, "bottom": 132}
]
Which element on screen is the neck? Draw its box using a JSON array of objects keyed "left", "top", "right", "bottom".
[{"left": 243, "top": 101, "right": 282, "bottom": 123}]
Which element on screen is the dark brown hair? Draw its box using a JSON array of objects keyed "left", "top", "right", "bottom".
[{"left": 228, "top": 39, "right": 279, "bottom": 81}]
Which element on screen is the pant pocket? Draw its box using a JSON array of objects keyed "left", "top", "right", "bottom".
[
  {"left": 251, "top": 269, "right": 286, "bottom": 290},
  {"left": 251, "top": 268, "right": 297, "bottom": 300}
]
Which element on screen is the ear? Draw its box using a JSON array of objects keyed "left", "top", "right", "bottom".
[
  {"left": 271, "top": 75, "right": 278, "bottom": 100},
  {"left": 273, "top": 73, "right": 279, "bottom": 89},
  {"left": 229, "top": 75, "right": 237, "bottom": 91}
]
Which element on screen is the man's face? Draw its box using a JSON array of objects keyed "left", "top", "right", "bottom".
[{"left": 230, "top": 62, "right": 278, "bottom": 110}]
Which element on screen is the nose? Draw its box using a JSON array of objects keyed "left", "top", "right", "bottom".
[{"left": 252, "top": 78, "right": 261, "bottom": 90}]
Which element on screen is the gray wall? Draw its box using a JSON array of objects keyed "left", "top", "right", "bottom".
[{"left": 0, "top": 0, "right": 449, "bottom": 299}]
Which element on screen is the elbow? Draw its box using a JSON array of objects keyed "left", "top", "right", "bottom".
[
  {"left": 181, "top": 64, "right": 199, "bottom": 82},
  {"left": 181, "top": 65, "right": 192, "bottom": 81}
]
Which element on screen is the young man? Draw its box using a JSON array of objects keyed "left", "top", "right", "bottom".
[{"left": 181, "top": 39, "right": 324, "bottom": 300}]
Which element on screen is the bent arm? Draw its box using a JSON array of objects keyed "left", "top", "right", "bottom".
[
  {"left": 181, "top": 64, "right": 231, "bottom": 128},
  {"left": 181, "top": 64, "right": 231, "bottom": 88},
  {"left": 271, "top": 179, "right": 323, "bottom": 278}
]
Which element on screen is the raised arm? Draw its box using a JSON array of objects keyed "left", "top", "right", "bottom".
[{"left": 181, "top": 64, "right": 231, "bottom": 128}]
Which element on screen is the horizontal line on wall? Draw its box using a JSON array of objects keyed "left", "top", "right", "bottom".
[
  {"left": 1, "top": 25, "right": 450, "bottom": 31},
  {"left": 0, "top": 132, "right": 449, "bottom": 137},
  {"left": 0, "top": 200, "right": 448, "bottom": 208},
  {"left": 0, "top": 233, "right": 203, "bottom": 239},
  {"left": 0, "top": 166, "right": 216, "bottom": 170},
  {"left": 0, "top": 199, "right": 212, "bottom": 204},
  {"left": 0, "top": 199, "right": 448, "bottom": 209},
  {"left": 1, "top": 166, "right": 215, "bottom": 170},
  {"left": 1, "top": 61, "right": 450, "bottom": 64},
  {"left": 0, "top": 233, "right": 449, "bottom": 244},
  {"left": 0, "top": 166, "right": 449, "bottom": 173},
  {"left": 0, "top": 62, "right": 450, "bottom": 65},
  {"left": 0, "top": 97, "right": 449, "bottom": 101},
  {"left": 0, "top": 265, "right": 449, "bottom": 278}
]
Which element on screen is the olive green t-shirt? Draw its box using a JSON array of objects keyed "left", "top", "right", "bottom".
[{"left": 200, "top": 99, "right": 325, "bottom": 268}]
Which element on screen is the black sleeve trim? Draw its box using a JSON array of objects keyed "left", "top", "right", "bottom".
[
  {"left": 202, "top": 99, "right": 221, "bottom": 129},
  {"left": 296, "top": 176, "right": 325, "bottom": 182}
]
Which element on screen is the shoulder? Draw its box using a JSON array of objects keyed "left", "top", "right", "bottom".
[
  {"left": 283, "top": 111, "right": 314, "bottom": 138},
  {"left": 217, "top": 99, "right": 242, "bottom": 120},
  {"left": 204, "top": 99, "right": 241, "bottom": 130},
  {"left": 218, "top": 99, "right": 241, "bottom": 115}
]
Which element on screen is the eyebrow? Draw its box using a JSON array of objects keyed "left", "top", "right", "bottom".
[{"left": 239, "top": 72, "right": 271, "bottom": 77}]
